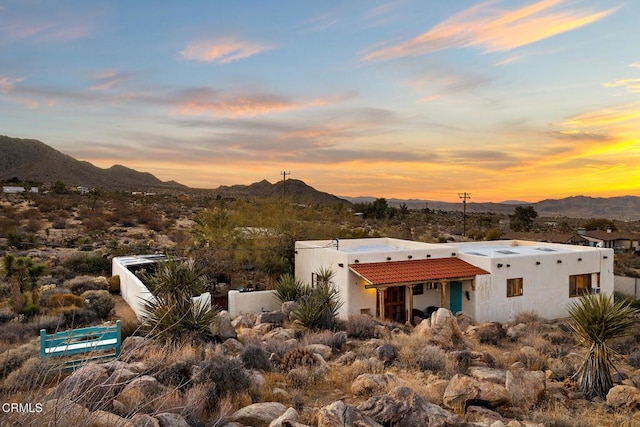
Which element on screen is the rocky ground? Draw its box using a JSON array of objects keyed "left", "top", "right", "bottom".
[{"left": 3, "top": 305, "right": 640, "bottom": 427}]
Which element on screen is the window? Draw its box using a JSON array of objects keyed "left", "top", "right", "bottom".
[
  {"left": 412, "top": 284, "right": 424, "bottom": 295},
  {"left": 507, "top": 278, "right": 523, "bottom": 297},
  {"left": 569, "top": 274, "right": 592, "bottom": 297}
]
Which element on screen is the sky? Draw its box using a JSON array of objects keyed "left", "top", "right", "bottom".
[{"left": 1, "top": 0, "right": 640, "bottom": 203}]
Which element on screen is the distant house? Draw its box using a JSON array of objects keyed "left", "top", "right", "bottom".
[
  {"left": 579, "top": 230, "right": 640, "bottom": 253},
  {"left": 295, "top": 238, "right": 613, "bottom": 324},
  {"left": 501, "top": 232, "right": 589, "bottom": 246},
  {"left": 2, "top": 186, "right": 38, "bottom": 194}
]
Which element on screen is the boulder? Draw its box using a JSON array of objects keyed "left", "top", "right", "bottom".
[
  {"left": 121, "top": 336, "right": 152, "bottom": 360},
  {"left": 422, "top": 379, "right": 449, "bottom": 406},
  {"left": 335, "top": 351, "right": 357, "bottom": 366},
  {"left": 269, "top": 407, "right": 299, "bottom": 427},
  {"left": 358, "top": 386, "right": 459, "bottom": 427},
  {"left": 254, "top": 322, "right": 277, "bottom": 335},
  {"left": 443, "top": 374, "right": 510, "bottom": 411},
  {"left": 468, "top": 366, "right": 507, "bottom": 385},
  {"left": 306, "top": 344, "right": 333, "bottom": 361},
  {"left": 505, "top": 370, "right": 545, "bottom": 409},
  {"left": 316, "top": 400, "right": 382, "bottom": 427},
  {"left": 46, "top": 363, "right": 112, "bottom": 411},
  {"left": 231, "top": 315, "right": 253, "bottom": 329},
  {"left": 282, "top": 301, "right": 298, "bottom": 318},
  {"left": 606, "top": 385, "right": 640, "bottom": 410},
  {"left": 351, "top": 373, "right": 400, "bottom": 396},
  {"left": 256, "top": 311, "right": 286, "bottom": 325},
  {"left": 124, "top": 414, "right": 159, "bottom": 427},
  {"left": 375, "top": 344, "right": 396, "bottom": 365},
  {"left": 222, "top": 338, "right": 245, "bottom": 354},
  {"left": 466, "top": 405, "right": 507, "bottom": 425},
  {"left": 230, "top": 402, "right": 288, "bottom": 427},
  {"left": 214, "top": 311, "right": 238, "bottom": 341},
  {"left": 155, "top": 412, "right": 190, "bottom": 427},
  {"left": 415, "top": 308, "right": 463, "bottom": 348},
  {"left": 506, "top": 323, "right": 528, "bottom": 340},
  {"left": 89, "top": 410, "right": 128, "bottom": 427},
  {"left": 456, "top": 312, "right": 474, "bottom": 331},
  {"left": 117, "top": 375, "right": 170, "bottom": 414},
  {"left": 264, "top": 328, "right": 295, "bottom": 341}
]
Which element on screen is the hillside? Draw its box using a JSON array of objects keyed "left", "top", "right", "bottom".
[
  {"left": 214, "top": 179, "right": 351, "bottom": 206},
  {"left": 0, "top": 135, "right": 187, "bottom": 191}
]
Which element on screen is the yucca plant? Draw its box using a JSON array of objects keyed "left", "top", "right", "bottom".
[
  {"left": 140, "top": 258, "right": 218, "bottom": 343},
  {"left": 293, "top": 268, "right": 342, "bottom": 331},
  {"left": 567, "top": 292, "right": 639, "bottom": 399},
  {"left": 274, "top": 273, "right": 309, "bottom": 303}
]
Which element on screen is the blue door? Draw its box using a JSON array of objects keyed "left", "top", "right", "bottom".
[{"left": 450, "top": 281, "right": 462, "bottom": 314}]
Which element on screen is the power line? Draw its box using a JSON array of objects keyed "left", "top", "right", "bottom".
[{"left": 458, "top": 192, "right": 471, "bottom": 237}]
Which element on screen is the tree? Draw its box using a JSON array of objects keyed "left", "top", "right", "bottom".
[
  {"left": 140, "top": 258, "right": 218, "bottom": 343},
  {"left": 583, "top": 218, "right": 617, "bottom": 232},
  {"left": 567, "top": 292, "right": 639, "bottom": 399},
  {"left": 509, "top": 206, "right": 537, "bottom": 232},
  {"left": 3, "top": 254, "right": 46, "bottom": 315}
]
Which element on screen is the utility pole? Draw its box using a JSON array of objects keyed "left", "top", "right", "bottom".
[
  {"left": 458, "top": 192, "right": 470, "bottom": 237},
  {"left": 281, "top": 171, "right": 291, "bottom": 206}
]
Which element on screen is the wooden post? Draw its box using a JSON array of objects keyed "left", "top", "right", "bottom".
[
  {"left": 440, "top": 281, "right": 447, "bottom": 308},
  {"left": 407, "top": 285, "right": 413, "bottom": 324}
]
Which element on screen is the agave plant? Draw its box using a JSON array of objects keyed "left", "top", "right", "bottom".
[
  {"left": 567, "top": 292, "right": 639, "bottom": 399},
  {"left": 140, "top": 258, "right": 218, "bottom": 343}
]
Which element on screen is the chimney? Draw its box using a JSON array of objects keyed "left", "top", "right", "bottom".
[{"left": 577, "top": 228, "right": 586, "bottom": 236}]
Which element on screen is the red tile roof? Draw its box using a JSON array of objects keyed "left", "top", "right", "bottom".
[{"left": 349, "top": 258, "right": 489, "bottom": 286}]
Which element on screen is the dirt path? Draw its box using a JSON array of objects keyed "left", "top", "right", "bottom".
[{"left": 111, "top": 294, "right": 138, "bottom": 323}]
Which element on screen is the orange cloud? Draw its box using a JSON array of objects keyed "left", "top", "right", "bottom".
[
  {"left": 175, "top": 90, "right": 353, "bottom": 118},
  {"left": 179, "top": 38, "right": 274, "bottom": 63},
  {"left": 361, "top": 0, "right": 616, "bottom": 61}
]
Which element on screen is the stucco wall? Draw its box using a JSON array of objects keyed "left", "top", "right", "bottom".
[
  {"left": 113, "top": 257, "right": 212, "bottom": 321},
  {"left": 615, "top": 275, "right": 640, "bottom": 299},
  {"left": 227, "top": 290, "right": 280, "bottom": 318}
]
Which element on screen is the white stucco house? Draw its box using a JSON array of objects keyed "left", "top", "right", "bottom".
[{"left": 294, "top": 238, "right": 614, "bottom": 323}]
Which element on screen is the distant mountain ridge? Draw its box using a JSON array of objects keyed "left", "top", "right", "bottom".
[
  {"left": 0, "top": 135, "right": 186, "bottom": 190},
  {"left": 342, "top": 195, "right": 640, "bottom": 221}
]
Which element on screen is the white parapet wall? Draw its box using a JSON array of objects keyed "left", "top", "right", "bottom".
[
  {"left": 112, "top": 255, "right": 211, "bottom": 321},
  {"left": 228, "top": 289, "right": 280, "bottom": 318}
]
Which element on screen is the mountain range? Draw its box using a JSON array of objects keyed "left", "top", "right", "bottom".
[{"left": 1, "top": 135, "right": 639, "bottom": 219}]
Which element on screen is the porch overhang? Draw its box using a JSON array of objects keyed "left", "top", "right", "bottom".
[{"left": 349, "top": 257, "right": 489, "bottom": 288}]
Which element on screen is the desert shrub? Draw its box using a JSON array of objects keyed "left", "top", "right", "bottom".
[
  {"left": 82, "top": 290, "right": 115, "bottom": 320},
  {"left": 449, "top": 350, "right": 473, "bottom": 374},
  {"left": 63, "top": 253, "right": 111, "bottom": 275},
  {"left": 264, "top": 338, "right": 297, "bottom": 361},
  {"left": 0, "top": 342, "right": 39, "bottom": 380},
  {"left": 280, "top": 348, "right": 319, "bottom": 371},
  {"left": 120, "top": 319, "right": 142, "bottom": 340},
  {"left": 416, "top": 345, "right": 446, "bottom": 372},
  {"left": 46, "top": 293, "right": 85, "bottom": 309},
  {"left": 346, "top": 314, "right": 378, "bottom": 339},
  {"left": 157, "top": 360, "right": 193, "bottom": 391},
  {"left": 0, "top": 309, "right": 15, "bottom": 324},
  {"left": 21, "top": 303, "right": 39, "bottom": 318},
  {"left": 0, "top": 322, "right": 38, "bottom": 344},
  {"left": 1, "top": 357, "right": 64, "bottom": 392},
  {"left": 628, "top": 349, "right": 640, "bottom": 369},
  {"left": 196, "top": 354, "right": 251, "bottom": 410},
  {"left": 64, "top": 275, "right": 108, "bottom": 295},
  {"left": 509, "top": 346, "right": 547, "bottom": 371},
  {"left": 476, "top": 322, "right": 506, "bottom": 345},
  {"left": 240, "top": 344, "right": 272, "bottom": 371},
  {"left": 274, "top": 274, "right": 308, "bottom": 303},
  {"left": 108, "top": 275, "right": 120, "bottom": 293},
  {"left": 39, "top": 286, "right": 73, "bottom": 307},
  {"left": 303, "top": 330, "right": 347, "bottom": 352},
  {"left": 60, "top": 308, "right": 98, "bottom": 328},
  {"left": 514, "top": 310, "right": 543, "bottom": 326},
  {"left": 36, "top": 315, "right": 65, "bottom": 333}
]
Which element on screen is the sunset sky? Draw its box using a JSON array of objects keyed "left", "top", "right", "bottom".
[{"left": 1, "top": 0, "right": 639, "bottom": 202}]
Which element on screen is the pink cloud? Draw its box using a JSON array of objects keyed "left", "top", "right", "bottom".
[
  {"left": 0, "top": 75, "right": 23, "bottom": 93},
  {"left": 361, "top": 0, "right": 616, "bottom": 61},
  {"left": 179, "top": 38, "right": 275, "bottom": 63}
]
